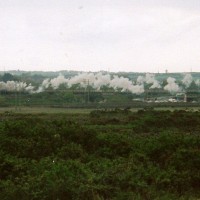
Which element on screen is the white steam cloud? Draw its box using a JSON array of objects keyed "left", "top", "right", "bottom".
[
  {"left": 0, "top": 81, "right": 35, "bottom": 92},
  {"left": 164, "top": 77, "right": 180, "bottom": 93},
  {"left": 182, "top": 73, "right": 193, "bottom": 88},
  {"left": 136, "top": 73, "right": 161, "bottom": 89},
  {"left": 195, "top": 79, "right": 200, "bottom": 86},
  {"left": 0, "top": 72, "right": 198, "bottom": 96},
  {"left": 39, "top": 73, "right": 144, "bottom": 94}
]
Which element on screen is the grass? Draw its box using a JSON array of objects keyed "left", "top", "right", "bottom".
[
  {"left": 0, "top": 106, "right": 94, "bottom": 114},
  {"left": 0, "top": 106, "right": 199, "bottom": 114}
]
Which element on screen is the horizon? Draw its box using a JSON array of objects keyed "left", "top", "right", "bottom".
[{"left": 1, "top": 69, "right": 200, "bottom": 74}]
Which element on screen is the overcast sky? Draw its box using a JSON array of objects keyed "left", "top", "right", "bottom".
[{"left": 0, "top": 0, "right": 200, "bottom": 72}]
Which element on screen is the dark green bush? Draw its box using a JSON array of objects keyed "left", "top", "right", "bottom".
[{"left": 0, "top": 111, "right": 200, "bottom": 199}]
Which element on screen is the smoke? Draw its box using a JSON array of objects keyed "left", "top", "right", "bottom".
[
  {"left": 32, "top": 73, "right": 145, "bottom": 94},
  {"left": 150, "top": 80, "right": 161, "bottom": 89},
  {"left": 36, "top": 78, "right": 51, "bottom": 93},
  {"left": 109, "top": 75, "right": 144, "bottom": 94},
  {"left": 68, "top": 73, "right": 98, "bottom": 88},
  {"left": 164, "top": 77, "right": 180, "bottom": 93},
  {"left": 137, "top": 74, "right": 161, "bottom": 89},
  {"left": 137, "top": 75, "right": 145, "bottom": 85},
  {"left": 145, "top": 73, "right": 155, "bottom": 84},
  {"left": 25, "top": 84, "right": 35, "bottom": 92},
  {"left": 196, "top": 79, "right": 200, "bottom": 86},
  {"left": 0, "top": 81, "right": 35, "bottom": 92},
  {"left": 0, "top": 72, "right": 198, "bottom": 95},
  {"left": 93, "top": 73, "right": 111, "bottom": 90},
  {"left": 182, "top": 73, "right": 193, "bottom": 88}
]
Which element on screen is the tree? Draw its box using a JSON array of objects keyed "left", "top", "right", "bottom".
[{"left": 2, "top": 73, "right": 15, "bottom": 82}]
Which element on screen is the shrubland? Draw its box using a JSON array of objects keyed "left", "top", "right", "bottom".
[{"left": 0, "top": 109, "right": 200, "bottom": 199}]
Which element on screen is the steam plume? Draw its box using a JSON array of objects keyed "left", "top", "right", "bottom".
[
  {"left": 0, "top": 72, "right": 198, "bottom": 96},
  {"left": 0, "top": 81, "right": 35, "bottom": 92},
  {"left": 182, "top": 73, "right": 193, "bottom": 88},
  {"left": 164, "top": 77, "right": 180, "bottom": 93}
]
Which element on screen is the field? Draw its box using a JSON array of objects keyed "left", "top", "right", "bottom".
[
  {"left": 0, "top": 108, "right": 200, "bottom": 199},
  {"left": 0, "top": 107, "right": 94, "bottom": 114},
  {"left": 0, "top": 105, "right": 200, "bottom": 114}
]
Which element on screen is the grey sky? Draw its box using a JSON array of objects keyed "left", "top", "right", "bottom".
[{"left": 0, "top": 0, "right": 200, "bottom": 72}]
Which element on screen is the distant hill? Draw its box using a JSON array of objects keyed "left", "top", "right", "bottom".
[{"left": 1, "top": 70, "right": 200, "bottom": 82}]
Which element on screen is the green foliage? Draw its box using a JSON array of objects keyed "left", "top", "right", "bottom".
[
  {"left": 0, "top": 111, "right": 200, "bottom": 199},
  {"left": 1, "top": 73, "right": 16, "bottom": 82}
]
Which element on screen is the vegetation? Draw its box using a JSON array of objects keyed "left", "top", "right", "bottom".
[
  {"left": 0, "top": 71, "right": 199, "bottom": 107},
  {"left": 0, "top": 109, "right": 200, "bottom": 199}
]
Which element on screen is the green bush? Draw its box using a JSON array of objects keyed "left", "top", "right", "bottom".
[{"left": 0, "top": 111, "right": 200, "bottom": 199}]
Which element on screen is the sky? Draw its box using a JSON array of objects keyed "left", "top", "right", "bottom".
[{"left": 0, "top": 0, "right": 200, "bottom": 73}]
